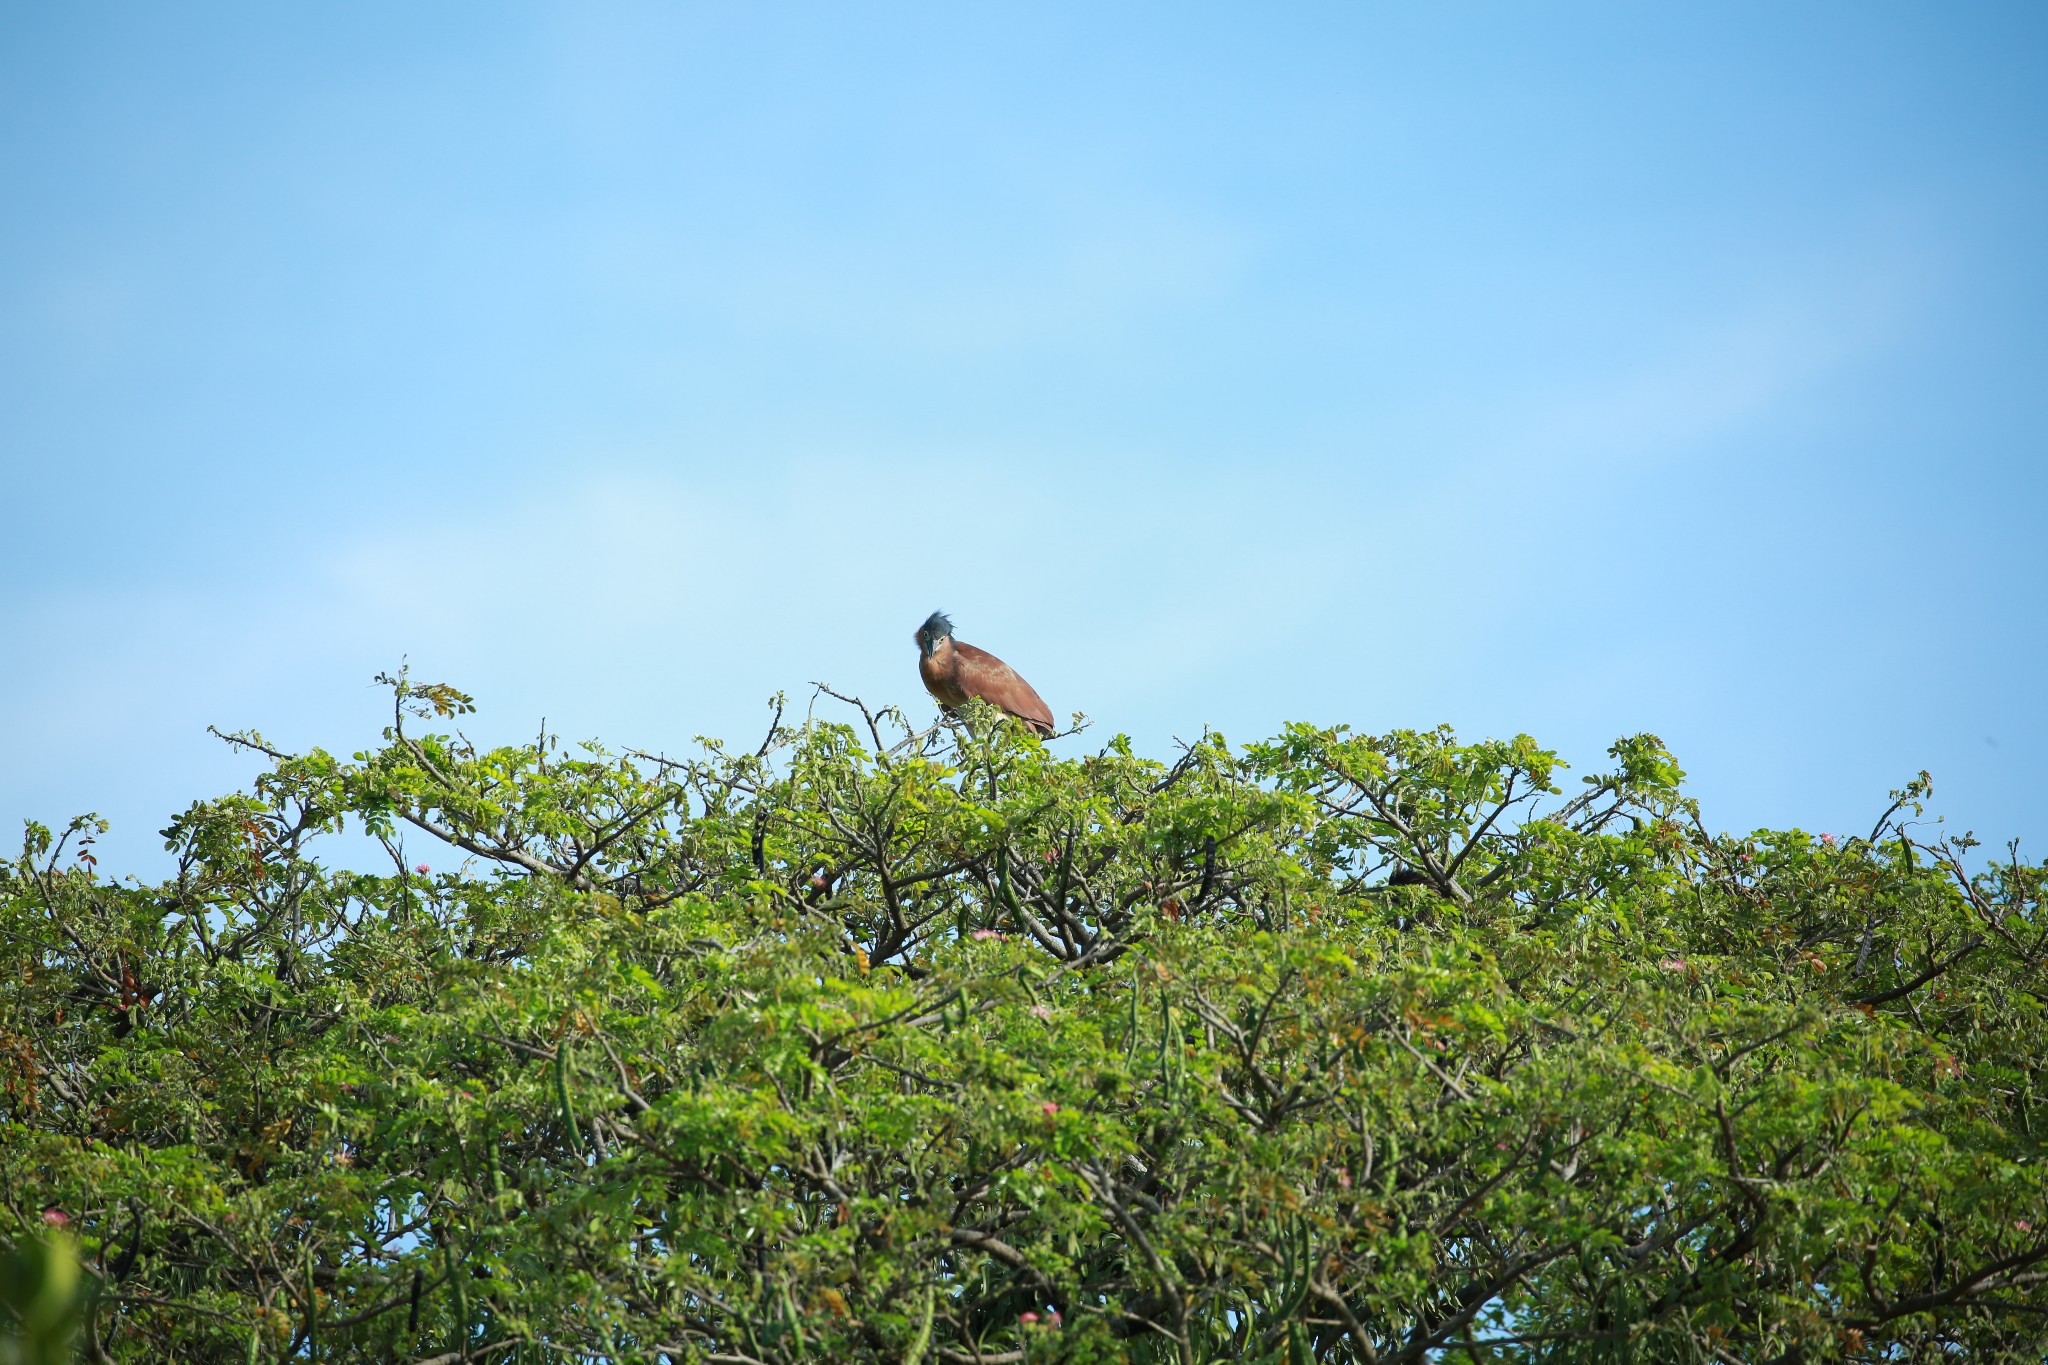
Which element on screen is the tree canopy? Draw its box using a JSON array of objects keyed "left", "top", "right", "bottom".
[{"left": 3, "top": 675, "right": 2044, "bottom": 1363}]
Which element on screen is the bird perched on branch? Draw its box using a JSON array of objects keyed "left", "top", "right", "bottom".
[{"left": 914, "top": 611, "right": 1055, "bottom": 736}]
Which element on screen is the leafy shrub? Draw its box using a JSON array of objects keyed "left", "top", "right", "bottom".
[{"left": 2, "top": 675, "right": 2043, "bottom": 1362}]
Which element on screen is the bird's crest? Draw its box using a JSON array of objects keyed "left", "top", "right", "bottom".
[{"left": 918, "top": 611, "right": 954, "bottom": 641}]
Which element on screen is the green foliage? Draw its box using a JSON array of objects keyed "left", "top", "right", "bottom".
[
  {"left": 2, "top": 677, "right": 2043, "bottom": 1362},
  {"left": 1, "top": 1227, "right": 85, "bottom": 1365}
]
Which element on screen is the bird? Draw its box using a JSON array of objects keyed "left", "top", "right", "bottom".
[{"left": 914, "top": 611, "right": 1055, "bottom": 736}]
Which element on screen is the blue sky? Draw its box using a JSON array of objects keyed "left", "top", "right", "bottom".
[{"left": 4, "top": 2, "right": 2044, "bottom": 876}]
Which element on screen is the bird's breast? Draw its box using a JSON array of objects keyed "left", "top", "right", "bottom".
[{"left": 918, "top": 650, "right": 969, "bottom": 706}]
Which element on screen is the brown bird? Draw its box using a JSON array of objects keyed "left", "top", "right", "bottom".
[{"left": 914, "top": 611, "right": 1055, "bottom": 736}]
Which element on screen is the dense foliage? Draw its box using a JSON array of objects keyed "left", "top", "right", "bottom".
[{"left": 3, "top": 675, "right": 2044, "bottom": 1363}]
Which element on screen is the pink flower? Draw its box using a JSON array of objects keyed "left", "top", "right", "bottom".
[
  {"left": 1030, "top": 1004, "right": 1053, "bottom": 1020},
  {"left": 41, "top": 1209, "right": 68, "bottom": 1227},
  {"left": 1040, "top": 1101, "right": 1060, "bottom": 1116},
  {"left": 1019, "top": 1311, "right": 1039, "bottom": 1324},
  {"left": 415, "top": 863, "right": 431, "bottom": 874},
  {"left": 1819, "top": 833, "right": 1836, "bottom": 847},
  {"left": 2017, "top": 1220, "right": 2034, "bottom": 1232},
  {"left": 1048, "top": 1311, "right": 1062, "bottom": 1327},
  {"left": 1659, "top": 958, "right": 1689, "bottom": 974},
  {"left": 1335, "top": 1168, "right": 1352, "bottom": 1189},
  {"left": 972, "top": 929, "right": 1002, "bottom": 941}
]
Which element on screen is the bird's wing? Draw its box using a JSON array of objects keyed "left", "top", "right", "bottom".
[{"left": 950, "top": 641, "right": 1056, "bottom": 734}]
